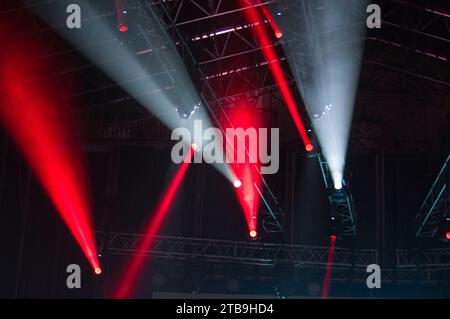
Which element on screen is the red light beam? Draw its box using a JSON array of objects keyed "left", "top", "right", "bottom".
[
  {"left": 113, "top": 147, "right": 194, "bottom": 298},
  {"left": 223, "top": 106, "right": 263, "bottom": 236},
  {"left": 0, "top": 39, "right": 100, "bottom": 272},
  {"left": 258, "top": 1, "right": 283, "bottom": 39},
  {"left": 115, "top": 0, "right": 128, "bottom": 32},
  {"left": 321, "top": 235, "right": 336, "bottom": 298},
  {"left": 240, "top": 1, "right": 312, "bottom": 151}
]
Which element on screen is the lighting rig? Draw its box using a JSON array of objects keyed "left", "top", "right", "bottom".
[
  {"left": 415, "top": 155, "right": 450, "bottom": 239},
  {"left": 317, "top": 152, "right": 357, "bottom": 238}
]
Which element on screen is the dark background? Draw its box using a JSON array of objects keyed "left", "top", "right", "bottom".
[{"left": 0, "top": 0, "right": 449, "bottom": 298}]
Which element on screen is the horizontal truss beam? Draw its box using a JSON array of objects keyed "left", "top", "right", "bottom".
[{"left": 96, "top": 232, "right": 376, "bottom": 267}]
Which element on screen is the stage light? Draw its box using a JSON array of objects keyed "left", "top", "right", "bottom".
[
  {"left": 249, "top": 230, "right": 257, "bottom": 238},
  {"left": 115, "top": 0, "right": 128, "bottom": 33},
  {"left": 258, "top": 1, "right": 283, "bottom": 39},
  {"left": 191, "top": 143, "right": 198, "bottom": 151},
  {"left": 332, "top": 171, "right": 343, "bottom": 190},
  {"left": 233, "top": 180, "right": 242, "bottom": 188},
  {"left": 278, "top": 1, "right": 367, "bottom": 198},
  {"left": 330, "top": 235, "right": 337, "bottom": 242},
  {"left": 95, "top": 267, "right": 102, "bottom": 275},
  {"left": 306, "top": 143, "right": 314, "bottom": 152},
  {"left": 446, "top": 232, "right": 450, "bottom": 240},
  {"left": 115, "top": 0, "right": 127, "bottom": 33}
]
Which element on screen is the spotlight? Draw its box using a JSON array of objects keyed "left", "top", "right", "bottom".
[
  {"left": 249, "top": 230, "right": 258, "bottom": 238},
  {"left": 95, "top": 267, "right": 102, "bottom": 275},
  {"left": 306, "top": 143, "right": 314, "bottom": 152},
  {"left": 334, "top": 180, "right": 343, "bottom": 190},
  {"left": 329, "top": 235, "right": 337, "bottom": 242},
  {"left": 118, "top": 25, "right": 128, "bottom": 32},
  {"left": 233, "top": 180, "right": 242, "bottom": 188},
  {"left": 275, "top": 31, "right": 283, "bottom": 39},
  {"left": 446, "top": 232, "right": 450, "bottom": 240},
  {"left": 332, "top": 171, "right": 343, "bottom": 190},
  {"left": 191, "top": 143, "right": 198, "bottom": 151}
]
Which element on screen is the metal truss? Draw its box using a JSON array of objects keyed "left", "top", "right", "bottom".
[
  {"left": 155, "top": 0, "right": 287, "bottom": 235},
  {"left": 97, "top": 231, "right": 450, "bottom": 286},
  {"left": 9, "top": 0, "right": 449, "bottom": 109},
  {"left": 379, "top": 267, "right": 450, "bottom": 286},
  {"left": 96, "top": 232, "right": 377, "bottom": 267},
  {"left": 159, "top": 0, "right": 295, "bottom": 102},
  {"left": 306, "top": 266, "right": 450, "bottom": 285},
  {"left": 162, "top": 0, "right": 450, "bottom": 103},
  {"left": 162, "top": 0, "right": 273, "bottom": 26},
  {"left": 397, "top": 248, "right": 450, "bottom": 268},
  {"left": 328, "top": 191, "right": 358, "bottom": 236},
  {"left": 415, "top": 155, "right": 450, "bottom": 237},
  {"left": 6, "top": 1, "right": 445, "bottom": 155},
  {"left": 317, "top": 153, "right": 357, "bottom": 236},
  {"left": 254, "top": 180, "right": 284, "bottom": 233}
]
